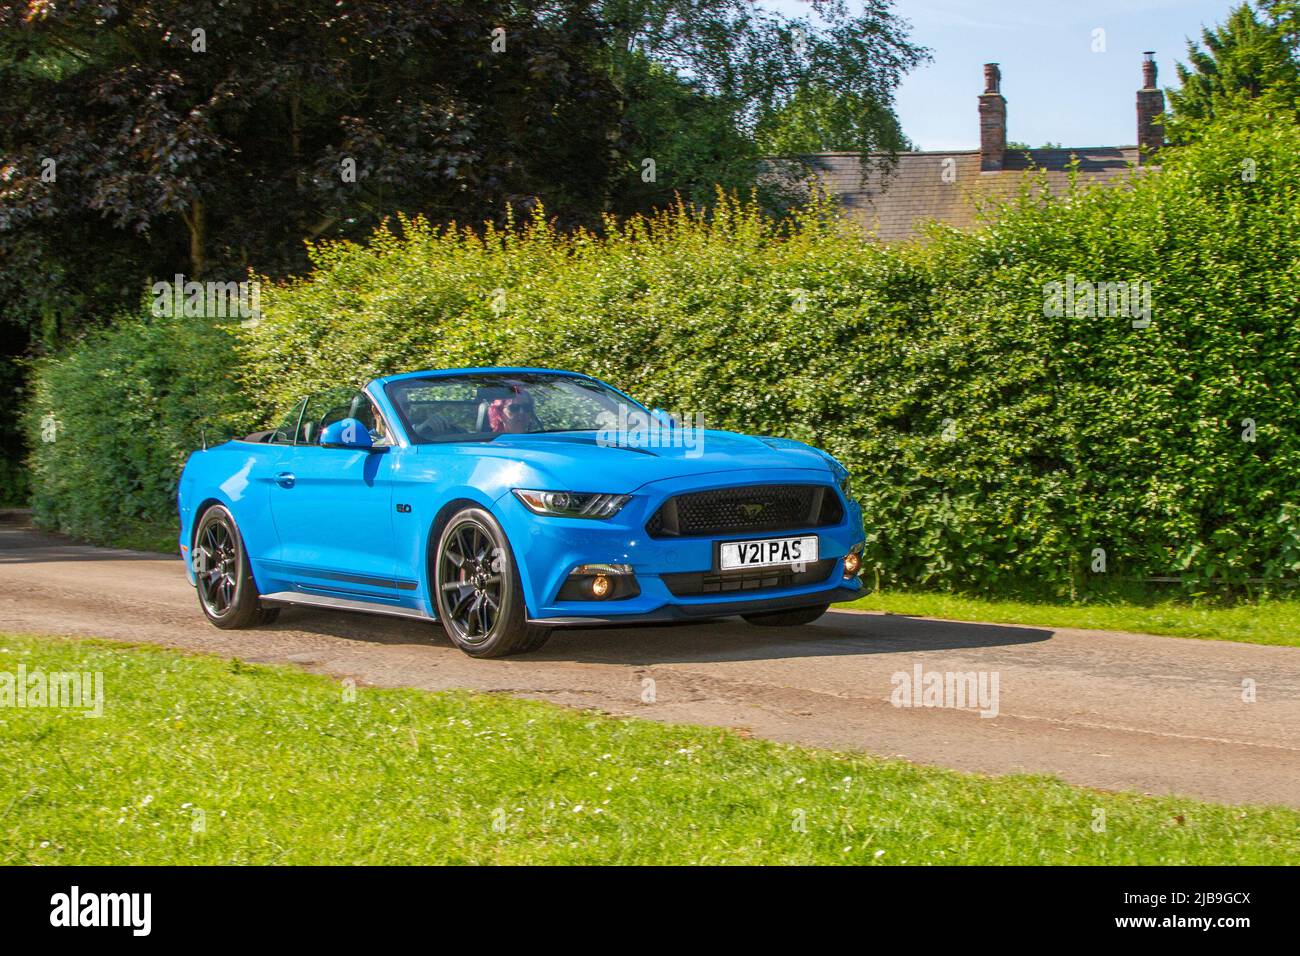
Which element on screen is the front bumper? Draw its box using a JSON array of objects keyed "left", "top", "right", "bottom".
[
  {"left": 495, "top": 468, "right": 865, "bottom": 624},
  {"left": 527, "top": 586, "right": 863, "bottom": 626}
]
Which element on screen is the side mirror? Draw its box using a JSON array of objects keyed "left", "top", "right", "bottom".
[
  {"left": 651, "top": 408, "right": 678, "bottom": 428},
  {"left": 319, "top": 418, "right": 374, "bottom": 450}
]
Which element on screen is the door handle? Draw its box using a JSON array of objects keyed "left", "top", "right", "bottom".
[{"left": 275, "top": 472, "right": 296, "bottom": 488}]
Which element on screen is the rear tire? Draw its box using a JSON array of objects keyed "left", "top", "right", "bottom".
[
  {"left": 192, "top": 505, "right": 278, "bottom": 629},
  {"left": 741, "top": 603, "right": 829, "bottom": 627},
  {"left": 433, "top": 507, "right": 551, "bottom": 658}
]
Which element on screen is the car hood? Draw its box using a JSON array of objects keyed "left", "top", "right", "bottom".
[{"left": 414, "top": 429, "right": 840, "bottom": 493}]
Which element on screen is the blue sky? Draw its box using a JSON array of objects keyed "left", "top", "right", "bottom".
[{"left": 767, "top": 0, "right": 1237, "bottom": 150}]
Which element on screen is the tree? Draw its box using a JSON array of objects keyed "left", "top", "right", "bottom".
[
  {"left": 755, "top": 82, "right": 912, "bottom": 155},
  {"left": 0, "top": 0, "right": 622, "bottom": 299},
  {"left": 601, "top": 0, "right": 927, "bottom": 214},
  {"left": 1166, "top": 1, "right": 1300, "bottom": 141},
  {"left": 1258, "top": 0, "right": 1300, "bottom": 56}
]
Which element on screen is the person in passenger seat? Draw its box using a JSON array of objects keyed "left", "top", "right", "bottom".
[{"left": 487, "top": 389, "right": 541, "bottom": 434}]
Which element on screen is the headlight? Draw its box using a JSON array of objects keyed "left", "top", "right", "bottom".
[{"left": 513, "top": 490, "right": 631, "bottom": 519}]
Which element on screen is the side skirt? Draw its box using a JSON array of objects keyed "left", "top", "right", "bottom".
[{"left": 260, "top": 591, "right": 436, "bottom": 623}]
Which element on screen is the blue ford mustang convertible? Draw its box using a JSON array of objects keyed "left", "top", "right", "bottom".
[{"left": 178, "top": 368, "right": 864, "bottom": 657}]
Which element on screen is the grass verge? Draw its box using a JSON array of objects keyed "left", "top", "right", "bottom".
[
  {"left": 837, "top": 591, "right": 1300, "bottom": 648},
  {"left": 1, "top": 633, "right": 1297, "bottom": 865}
]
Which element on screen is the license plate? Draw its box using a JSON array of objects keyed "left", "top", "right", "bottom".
[{"left": 719, "top": 535, "right": 819, "bottom": 571}]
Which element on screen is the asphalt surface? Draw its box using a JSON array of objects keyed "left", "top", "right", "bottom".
[{"left": 2, "top": 521, "right": 1298, "bottom": 807}]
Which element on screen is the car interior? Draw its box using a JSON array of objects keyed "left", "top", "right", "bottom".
[
  {"left": 402, "top": 385, "right": 540, "bottom": 441},
  {"left": 243, "top": 391, "right": 390, "bottom": 446},
  {"left": 316, "top": 392, "right": 389, "bottom": 445}
]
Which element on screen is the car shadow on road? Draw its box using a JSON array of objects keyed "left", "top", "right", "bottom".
[
  {"left": 264, "top": 605, "right": 1052, "bottom": 665},
  {"left": 264, "top": 606, "right": 447, "bottom": 648},
  {"left": 533, "top": 610, "right": 1052, "bottom": 664}
]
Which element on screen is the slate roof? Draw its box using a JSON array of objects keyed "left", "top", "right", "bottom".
[{"left": 780, "top": 146, "right": 1147, "bottom": 242}]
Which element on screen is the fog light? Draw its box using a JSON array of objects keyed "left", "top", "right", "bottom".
[
  {"left": 843, "top": 552, "right": 861, "bottom": 577},
  {"left": 558, "top": 564, "right": 640, "bottom": 601}
]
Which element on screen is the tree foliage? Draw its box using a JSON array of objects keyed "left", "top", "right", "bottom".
[
  {"left": 24, "top": 308, "right": 251, "bottom": 550},
  {"left": 602, "top": 0, "right": 926, "bottom": 213},
  {"left": 0, "top": 0, "right": 622, "bottom": 287},
  {"left": 1166, "top": 1, "right": 1300, "bottom": 141},
  {"left": 755, "top": 82, "right": 912, "bottom": 155}
]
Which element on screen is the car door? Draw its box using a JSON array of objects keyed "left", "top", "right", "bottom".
[{"left": 267, "top": 389, "right": 409, "bottom": 601}]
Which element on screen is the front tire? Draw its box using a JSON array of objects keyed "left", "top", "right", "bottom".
[
  {"left": 433, "top": 507, "right": 551, "bottom": 658},
  {"left": 192, "top": 505, "right": 279, "bottom": 629},
  {"left": 741, "top": 603, "right": 830, "bottom": 627}
]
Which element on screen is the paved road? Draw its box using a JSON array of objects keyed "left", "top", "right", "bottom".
[{"left": 2, "top": 522, "right": 1298, "bottom": 807}]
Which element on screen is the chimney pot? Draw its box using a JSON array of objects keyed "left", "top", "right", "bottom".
[
  {"left": 1141, "top": 51, "right": 1157, "bottom": 89},
  {"left": 983, "top": 63, "right": 1001, "bottom": 94}
]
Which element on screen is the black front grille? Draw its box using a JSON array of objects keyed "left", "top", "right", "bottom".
[
  {"left": 662, "top": 559, "right": 837, "bottom": 597},
  {"left": 646, "top": 484, "right": 843, "bottom": 538}
]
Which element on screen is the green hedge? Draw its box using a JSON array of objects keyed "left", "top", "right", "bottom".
[
  {"left": 23, "top": 311, "right": 250, "bottom": 552},
  {"left": 25, "top": 113, "right": 1300, "bottom": 594}
]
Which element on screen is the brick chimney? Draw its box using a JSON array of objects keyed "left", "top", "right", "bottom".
[
  {"left": 979, "top": 63, "right": 1006, "bottom": 172},
  {"left": 1136, "top": 52, "right": 1164, "bottom": 165}
]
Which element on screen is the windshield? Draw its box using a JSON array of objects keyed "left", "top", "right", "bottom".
[{"left": 385, "top": 373, "right": 646, "bottom": 443}]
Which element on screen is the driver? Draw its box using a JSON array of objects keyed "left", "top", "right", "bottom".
[{"left": 487, "top": 387, "right": 541, "bottom": 434}]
